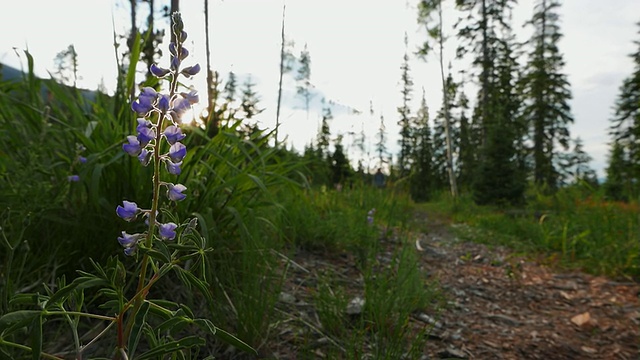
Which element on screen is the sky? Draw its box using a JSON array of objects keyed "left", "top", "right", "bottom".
[{"left": 2, "top": 0, "right": 639, "bottom": 177}]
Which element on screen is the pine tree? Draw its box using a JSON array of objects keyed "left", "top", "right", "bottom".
[
  {"left": 520, "top": 0, "right": 573, "bottom": 190},
  {"left": 473, "top": 35, "right": 526, "bottom": 206},
  {"left": 410, "top": 89, "right": 434, "bottom": 202},
  {"left": 397, "top": 33, "right": 413, "bottom": 178},
  {"left": 317, "top": 102, "right": 332, "bottom": 160},
  {"left": 604, "top": 142, "right": 629, "bottom": 201},
  {"left": 331, "top": 135, "right": 351, "bottom": 186},
  {"left": 609, "top": 22, "right": 640, "bottom": 199},
  {"left": 296, "top": 44, "right": 313, "bottom": 121},
  {"left": 240, "top": 76, "right": 264, "bottom": 120}
]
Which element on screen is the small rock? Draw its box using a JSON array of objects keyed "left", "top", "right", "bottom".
[
  {"left": 570, "top": 311, "right": 590, "bottom": 326},
  {"left": 346, "top": 296, "right": 365, "bottom": 315},
  {"left": 278, "top": 292, "right": 296, "bottom": 304},
  {"left": 437, "top": 346, "right": 467, "bottom": 359}
]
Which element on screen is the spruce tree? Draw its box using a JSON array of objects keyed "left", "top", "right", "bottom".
[
  {"left": 240, "top": 76, "right": 264, "bottom": 120},
  {"left": 375, "top": 114, "right": 388, "bottom": 169},
  {"left": 331, "top": 135, "right": 351, "bottom": 186},
  {"left": 604, "top": 142, "right": 629, "bottom": 201},
  {"left": 410, "top": 89, "right": 434, "bottom": 202},
  {"left": 296, "top": 44, "right": 313, "bottom": 121},
  {"left": 609, "top": 22, "right": 640, "bottom": 200},
  {"left": 520, "top": 0, "right": 573, "bottom": 190},
  {"left": 397, "top": 33, "right": 413, "bottom": 178}
]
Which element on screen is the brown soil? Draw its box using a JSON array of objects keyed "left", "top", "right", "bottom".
[{"left": 264, "top": 211, "right": 640, "bottom": 359}]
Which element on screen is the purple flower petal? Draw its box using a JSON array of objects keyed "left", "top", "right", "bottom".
[
  {"left": 150, "top": 63, "right": 171, "bottom": 78},
  {"left": 168, "top": 142, "right": 187, "bottom": 163},
  {"left": 138, "top": 149, "right": 152, "bottom": 166},
  {"left": 137, "top": 126, "right": 156, "bottom": 146},
  {"left": 68, "top": 175, "right": 80, "bottom": 182},
  {"left": 163, "top": 125, "right": 186, "bottom": 145},
  {"left": 123, "top": 135, "right": 142, "bottom": 156},
  {"left": 166, "top": 183, "right": 187, "bottom": 202},
  {"left": 124, "top": 245, "right": 137, "bottom": 256},
  {"left": 78, "top": 156, "right": 87, "bottom": 164},
  {"left": 165, "top": 159, "right": 182, "bottom": 175},
  {"left": 180, "top": 89, "right": 199, "bottom": 105},
  {"left": 116, "top": 200, "right": 139, "bottom": 221},
  {"left": 158, "top": 222, "right": 178, "bottom": 240},
  {"left": 157, "top": 94, "right": 170, "bottom": 113},
  {"left": 118, "top": 231, "right": 141, "bottom": 247},
  {"left": 181, "top": 64, "right": 200, "bottom": 77}
]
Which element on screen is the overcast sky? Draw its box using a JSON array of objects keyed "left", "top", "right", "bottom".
[{"left": 2, "top": 0, "right": 639, "bottom": 177}]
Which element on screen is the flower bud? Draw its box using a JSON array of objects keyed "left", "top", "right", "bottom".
[{"left": 150, "top": 63, "right": 171, "bottom": 78}]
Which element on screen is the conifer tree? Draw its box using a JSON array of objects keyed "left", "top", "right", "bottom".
[
  {"left": 410, "top": 89, "right": 434, "bottom": 202},
  {"left": 520, "top": 0, "right": 573, "bottom": 190},
  {"left": 456, "top": 89, "right": 474, "bottom": 189},
  {"left": 317, "top": 102, "right": 332, "bottom": 160},
  {"left": 609, "top": 22, "right": 640, "bottom": 199},
  {"left": 397, "top": 33, "right": 413, "bottom": 178},
  {"left": 331, "top": 135, "right": 351, "bottom": 186},
  {"left": 240, "top": 76, "right": 264, "bottom": 120},
  {"left": 296, "top": 44, "right": 313, "bottom": 121},
  {"left": 562, "top": 137, "right": 596, "bottom": 185},
  {"left": 604, "top": 142, "right": 630, "bottom": 201}
]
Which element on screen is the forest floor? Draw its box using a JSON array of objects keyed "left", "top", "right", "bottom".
[{"left": 266, "top": 210, "right": 640, "bottom": 359}]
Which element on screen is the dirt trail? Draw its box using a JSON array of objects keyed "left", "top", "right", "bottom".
[
  {"left": 415, "top": 211, "right": 640, "bottom": 359},
  {"left": 270, "top": 211, "right": 639, "bottom": 359}
]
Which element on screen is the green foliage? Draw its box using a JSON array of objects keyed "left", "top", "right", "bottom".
[{"left": 520, "top": 0, "right": 573, "bottom": 190}]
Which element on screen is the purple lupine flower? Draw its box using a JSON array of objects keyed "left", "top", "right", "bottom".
[
  {"left": 181, "top": 64, "right": 200, "bottom": 77},
  {"left": 157, "top": 94, "right": 170, "bottom": 113},
  {"left": 173, "top": 97, "right": 191, "bottom": 115},
  {"left": 158, "top": 222, "right": 178, "bottom": 240},
  {"left": 180, "top": 89, "right": 199, "bottom": 105},
  {"left": 136, "top": 118, "right": 152, "bottom": 132},
  {"left": 165, "top": 160, "right": 182, "bottom": 175},
  {"left": 168, "top": 142, "right": 187, "bottom": 162},
  {"left": 118, "top": 231, "right": 142, "bottom": 247},
  {"left": 123, "top": 135, "right": 142, "bottom": 156},
  {"left": 366, "top": 208, "right": 376, "bottom": 225},
  {"left": 166, "top": 183, "right": 187, "bottom": 202},
  {"left": 137, "top": 126, "right": 156, "bottom": 146},
  {"left": 171, "top": 56, "right": 180, "bottom": 70},
  {"left": 179, "top": 47, "right": 189, "bottom": 60},
  {"left": 78, "top": 156, "right": 87, "bottom": 164},
  {"left": 124, "top": 245, "right": 138, "bottom": 256},
  {"left": 169, "top": 42, "right": 177, "bottom": 56},
  {"left": 179, "top": 30, "right": 188, "bottom": 42},
  {"left": 116, "top": 200, "right": 139, "bottom": 221},
  {"left": 132, "top": 95, "right": 154, "bottom": 115},
  {"left": 163, "top": 125, "right": 186, "bottom": 145},
  {"left": 150, "top": 63, "right": 171, "bottom": 78},
  {"left": 138, "top": 149, "right": 152, "bottom": 166},
  {"left": 68, "top": 175, "right": 80, "bottom": 182},
  {"left": 140, "top": 87, "right": 158, "bottom": 99}
]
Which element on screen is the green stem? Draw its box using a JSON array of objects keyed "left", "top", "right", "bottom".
[
  {"left": 0, "top": 339, "right": 64, "bottom": 360},
  {"left": 43, "top": 311, "right": 116, "bottom": 322}
]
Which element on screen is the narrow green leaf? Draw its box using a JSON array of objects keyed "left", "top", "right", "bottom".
[
  {"left": 193, "top": 319, "right": 216, "bottom": 336},
  {"left": 214, "top": 327, "right": 257, "bottom": 355},
  {"left": 29, "top": 314, "right": 42, "bottom": 360},
  {"left": 136, "top": 336, "right": 204, "bottom": 360},
  {"left": 0, "top": 310, "right": 41, "bottom": 335},
  {"left": 127, "top": 301, "right": 150, "bottom": 358}
]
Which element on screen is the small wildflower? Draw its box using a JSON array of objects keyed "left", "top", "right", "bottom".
[
  {"left": 118, "top": 231, "right": 142, "bottom": 247},
  {"left": 163, "top": 125, "right": 186, "bottom": 145},
  {"left": 158, "top": 222, "right": 178, "bottom": 240},
  {"left": 136, "top": 118, "right": 152, "bottom": 132},
  {"left": 124, "top": 245, "right": 138, "bottom": 256},
  {"left": 116, "top": 200, "right": 139, "bottom": 222},
  {"left": 150, "top": 63, "right": 171, "bottom": 78},
  {"left": 172, "top": 97, "right": 191, "bottom": 118},
  {"left": 168, "top": 142, "right": 187, "bottom": 162},
  {"left": 181, "top": 64, "right": 200, "bottom": 77},
  {"left": 123, "top": 136, "right": 142, "bottom": 156},
  {"left": 180, "top": 89, "right": 199, "bottom": 105},
  {"left": 166, "top": 183, "right": 187, "bottom": 202},
  {"left": 165, "top": 159, "right": 182, "bottom": 175},
  {"left": 366, "top": 208, "right": 376, "bottom": 225},
  {"left": 68, "top": 175, "right": 80, "bottom": 182},
  {"left": 78, "top": 156, "right": 87, "bottom": 164},
  {"left": 157, "top": 94, "right": 170, "bottom": 113},
  {"left": 138, "top": 149, "right": 152, "bottom": 166},
  {"left": 137, "top": 126, "right": 156, "bottom": 146}
]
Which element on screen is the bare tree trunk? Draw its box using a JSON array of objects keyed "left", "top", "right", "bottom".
[
  {"left": 438, "top": 2, "right": 459, "bottom": 198},
  {"left": 204, "top": 0, "right": 217, "bottom": 136},
  {"left": 275, "top": 4, "right": 286, "bottom": 147}
]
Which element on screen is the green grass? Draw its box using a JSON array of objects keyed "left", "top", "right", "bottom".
[{"left": 420, "top": 189, "right": 640, "bottom": 280}]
